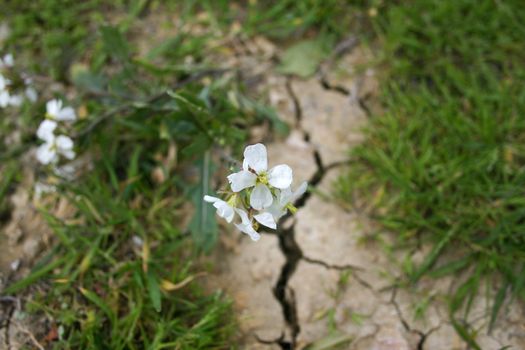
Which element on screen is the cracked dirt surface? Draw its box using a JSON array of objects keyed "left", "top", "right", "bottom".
[{"left": 207, "top": 43, "right": 525, "bottom": 349}]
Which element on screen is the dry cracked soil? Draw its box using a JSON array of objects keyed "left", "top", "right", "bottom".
[{"left": 205, "top": 43, "right": 525, "bottom": 350}]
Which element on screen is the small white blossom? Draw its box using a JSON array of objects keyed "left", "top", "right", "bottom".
[
  {"left": 25, "top": 87, "right": 37, "bottom": 102},
  {"left": 36, "top": 120, "right": 57, "bottom": 142},
  {"left": 0, "top": 53, "right": 13, "bottom": 68},
  {"left": 46, "top": 99, "right": 76, "bottom": 121},
  {"left": 34, "top": 182, "right": 56, "bottom": 200},
  {"left": 0, "top": 74, "right": 9, "bottom": 90},
  {"left": 0, "top": 90, "right": 9, "bottom": 107},
  {"left": 203, "top": 143, "right": 306, "bottom": 242},
  {"left": 132, "top": 235, "right": 144, "bottom": 247},
  {"left": 8, "top": 94, "right": 22, "bottom": 106},
  {"left": 36, "top": 135, "right": 75, "bottom": 165},
  {"left": 227, "top": 143, "right": 292, "bottom": 210}
]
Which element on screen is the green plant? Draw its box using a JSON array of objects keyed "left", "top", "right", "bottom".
[{"left": 336, "top": 0, "right": 525, "bottom": 346}]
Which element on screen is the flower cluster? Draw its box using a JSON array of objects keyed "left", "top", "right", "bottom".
[
  {"left": 36, "top": 99, "right": 77, "bottom": 165},
  {"left": 204, "top": 143, "right": 307, "bottom": 241},
  {"left": 0, "top": 53, "right": 37, "bottom": 108}
]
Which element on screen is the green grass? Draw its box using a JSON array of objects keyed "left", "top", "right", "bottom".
[
  {"left": 7, "top": 156, "right": 233, "bottom": 348},
  {"left": 336, "top": 0, "right": 525, "bottom": 343},
  {"left": 1, "top": 0, "right": 366, "bottom": 347}
]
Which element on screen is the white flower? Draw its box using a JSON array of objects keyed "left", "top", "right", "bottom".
[
  {"left": 203, "top": 195, "right": 235, "bottom": 223},
  {"left": 36, "top": 135, "right": 75, "bottom": 165},
  {"left": 36, "top": 120, "right": 58, "bottom": 142},
  {"left": 234, "top": 208, "right": 261, "bottom": 241},
  {"left": 8, "top": 94, "right": 22, "bottom": 106},
  {"left": 0, "top": 74, "right": 10, "bottom": 90},
  {"left": 0, "top": 54, "right": 13, "bottom": 69},
  {"left": 0, "top": 54, "right": 13, "bottom": 68},
  {"left": 25, "top": 87, "right": 37, "bottom": 102},
  {"left": 46, "top": 99, "right": 76, "bottom": 121},
  {"left": 34, "top": 181, "right": 56, "bottom": 200},
  {"left": 227, "top": 143, "right": 293, "bottom": 210},
  {"left": 0, "top": 90, "right": 9, "bottom": 107}
]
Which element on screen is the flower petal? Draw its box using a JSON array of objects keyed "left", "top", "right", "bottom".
[
  {"left": 55, "top": 135, "right": 74, "bottom": 151},
  {"left": 57, "top": 106, "right": 76, "bottom": 121},
  {"left": 250, "top": 184, "right": 273, "bottom": 210},
  {"left": 227, "top": 170, "right": 256, "bottom": 192},
  {"left": 36, "top": 120, "right": 57, "bottom": 142},
  {"left": 36, "top": 142, "right": 56, "bottom": 165},
  {"left": 254, "top": 212, "right": 277, "bottom": 229},
  {"left": 62, "top": 149, "right": 76, "bottom": 160},
  {"left": 234, "top": 208, "right": 250, "bottom": 225},
  {"left": 46, "top": 99, "right": 61, "bottom": 117},
  {"left": 25, "top": 87, "right": 38, "bottom": 102},
  {"left": 234, "top": 222, "right": 261, "bottom": 241},
  {"left": 0, "top": 74, "right": 9, "bottom": 90},
  {"left": 213, "top": 201, "right": 235, "bottom": 223},
  {"left": 3, "top": 54, "right": 14, "bottom": 67},
  {"left": 268, "top": 164, "right": 293, "bottom": 189},
  {"left": 8, "top": 94, "right": 22, "bottom": 107},
  {"left": 292, "top": 181, "right": 308, "bottom": 201},
  {"left": 243, "top": 143, "right": 267, "bottom": 173},
  {"left": 0, "top": 90, "right": 10, "bottom": 107},
  {"left": 203, "top": 195, "right": 220, "bottom": 203}
]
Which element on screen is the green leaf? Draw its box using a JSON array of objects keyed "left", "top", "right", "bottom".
[
  {"left": 277, "top": 39, "right": 329, "bottom": 78},
  {"left": 146, "top": 271, "right": 162, "bottom": 312},
  {"left": 411, "top": 229, "right": 455, "bottom": 282},
  {"left": 188, "top": 151, "right": 217, "bottom": 252},
  {"left": 489, "top": 283, "right": 508, "bottom": 332},
  {"left": 450, "top": 318, "right": 481, "bottom": 350},
  {"left": 234, "top": 93, "right": 289, "bottom": 136},
  {"left": 3, "top": 256, "right": 64, "bottom": 294},
  {"left": 71, "top": 65, "right": 106, "bottom": 94},
  {"left": 100, "top": 26, "right": 130, "bottom": 62},
  {"left": 304, "top": 332, "right": 353, "bottom": 350}
]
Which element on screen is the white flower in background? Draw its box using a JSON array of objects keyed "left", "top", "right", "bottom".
[
  {"left": 36, "top": 135, "right": 75, "bottom": 165},
  {"left": 203, "top": 143, "right": 307, "bottom": 242},
  {"left": 46, "top": 99, "right": 76, "bottom": 121},
  {"left": 0, "top": 53, "right": 13, "bottom": 68},
  {"left": 0, "top": 74, "right": 9, "bottom": 90},
  {"left": 34, "top": 181, "right": 56, "bottom": 200},
  {"left": 8, "top": 93, "right": 22, "bottom": 107},
  {"left": 0, "top": 59, "right": 38, "bottom": 107},
  {"left": 23, "top": 77, "right": 38, "bottom": 102},
  {"left": 0, "top": 90, "right": 9, "bottom": 107},
  {"left": 36, "top": 99, "right": 77, "bottom": 165},
  {"left": 25, "top": 86, "right": 37, "bottom": 102},
  {"left": 227, "top": 143, "right": 292, "bottom": 210},
  {"left": 37, "top": 119, "right": 58, "bottom": 142}
]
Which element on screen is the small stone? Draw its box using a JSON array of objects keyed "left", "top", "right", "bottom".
[
  {"left": 10, "top": 259, "right": 20, "bottom": 271},
  {"left": 22, "top": 239, "right": 39, "bottom": 258}
]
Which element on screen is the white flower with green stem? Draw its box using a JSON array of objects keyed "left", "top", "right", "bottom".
[{"left": 203, "top": 143, "right": 307, "bottom": 242}]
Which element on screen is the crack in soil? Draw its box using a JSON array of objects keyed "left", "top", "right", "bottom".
[
  {"left": 390, "top": 288, "right": 441, "bottom": 350},
  {"left": 262, "top": 76, "right": 366, "bottom": 349},
  {"left": 317, "top": 41, "right": 375, "bottom": 120}
]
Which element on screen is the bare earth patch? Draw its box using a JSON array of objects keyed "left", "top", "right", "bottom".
[{"left": 207, "top": 42, "right": 525, "bottom": 349}]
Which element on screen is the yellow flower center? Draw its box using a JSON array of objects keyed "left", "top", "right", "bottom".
[{"left": 257, "top": 172, "right": 269, "bottom": 185}]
